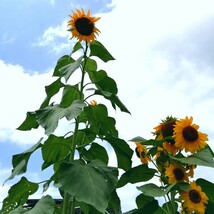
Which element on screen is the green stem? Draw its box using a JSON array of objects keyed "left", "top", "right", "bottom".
[{"left": 61, "top": 42, "right": 89, "bottom": 214}]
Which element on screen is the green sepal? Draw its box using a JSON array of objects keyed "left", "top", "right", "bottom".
[
  {"left": 4, "top": 139, "right": 42, "bottom": 183},
  {"left": 117, "top": 165, "right": 156, "bottom": 188},
  {"left": 90, "top": 41, "right": 115, "bottom": 62},
  {"left": 1, "top": 177, "right": 39, "bottom": 214}
]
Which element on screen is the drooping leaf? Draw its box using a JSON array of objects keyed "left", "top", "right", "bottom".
[
  {"left": 59, "top": 56, "right": 83, "bottom": 82},
  {"left": 117, "top": 165, "right": 156, "bottom": 188},
  {"left": 90, "top": 41, "right": 115, "bottom": 62},
  {"left": 53, "top": 55, "right": 75, "bottom": 77},
  {"left": 36, "top": 100, "right": 86, "bottom": 135},
  {"left": 105, "top": 137, "right": 133, "bottom": 171},
  {"left": 17, "top": 111, "right": 39, "bottom": 131},
  {"left": 58, "top": 160, "right": 118, "bottom": 213},
  {"left": 170, "top": 148, "right": 214, "bottom": 167},
  {"left": 81, "top": 142, "right": 109, "bottom": 165},
  {"left": 5, "top": 139, "right": 42, "bottom": 183},
  {"left": 10, "top": 195, "right": 55, "bottom": 214},
  {"left": 42, "top": 134, "right": 71, "bottom": 170},
  {"left": 196, "top": 178, "right": 214, "bottom": 203},
  {"left": 40, "top": 78, "right": 64, "bottom": 109},
  {"left": 60, "top": 84, "right": 82, "bottom": 108},
  {"left": 72, "top": 42, "right": 83, "bottom": 54},
  {"left": 1, "top": 177, "right": 38, "bottom": 214},
  {"left": 84, "top": 104, "right": 118, "bottom": 138}
]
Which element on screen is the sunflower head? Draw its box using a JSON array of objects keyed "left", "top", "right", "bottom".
[
  {"left": 154, "top": 116, "right": 179, "bottom": 155},
  {"left": 173, "top": 116, "right": 208, "bottom": 153},
  {"left": 165, "top": 162, "right": 189, "bottom": 184},
  {"left": 68, "top": 9, "right": 101, "bottom": 43},
  {"left": 135, "top": 142, "right": 150, "bottom": 164},
  {"left": 180, "top": 181, "right": 208, "bottom": 214}
]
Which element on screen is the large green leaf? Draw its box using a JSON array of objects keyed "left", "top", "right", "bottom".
[
  {"left": 117, "top": 165, "right": 156, "bottom": 188},
  {"left": 84, "top": 104, "right": 118, "bottom": 138},
  {"left": 72, "top": 42, "right": 83, "bottom": 54},
  {"left": 60, "top": 84, "right": 82, "bottom": 108},
  {"left": 59, "top": 56, "right": 83, "bottom": 82},
  {"left": 40, "top": 78, "right": 64, "bottom": 108},
  {"left": 90, "top": 41, "right": 115, "bottom": 62},
  {"left": 42, "top": 134, "right": 71, "bottom": 170},
  {"left": 36, "top": 100, "right": 86, "bottom": 135},
  {"left": 5, "top": 140, "right": 42, "bottom": 183},
  {"left": 81, "top": 142, "right": 109, "bottom": 165},
  {"left": 53, "top": 55, "right": 75, "bottom": 77},
  {"left": 10, "top": 195, "right": 55, "bottom": 214},
  {"left": 1, "top": 177, "right": 38, "bottom": 214},
  {"left": 75, "top": 128, "right": 96, "bottom": 147},
  {"left": 170, "top": 148, "right": 214, "bottom": 167},
  {"left": 17, "top": 111, "right": 39, "bottom": 131},
  {"left": 58, "top": 160, "right": 118, "bottom": 213},
  {"left": 84, "top": 57, "right": 97, "bottom": 72},
  {"left": 105, "top": 137, "right": 133, "bottom": 171}
]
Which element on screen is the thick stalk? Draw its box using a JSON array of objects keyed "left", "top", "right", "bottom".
[{"left": 61, "top": 42, "right": 89, "bottom": 214}]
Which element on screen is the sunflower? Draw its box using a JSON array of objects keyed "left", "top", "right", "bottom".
[
  {"left": 154, "top": 117, "right": 179, "bottom": 155},
  {"left": 90, "top": 100, "right": 97, "bottom": 106},
  {"left": 180, "top": 181, "right": 208, "bottom": 214},
  {"left": 68, "top": 9, "right": 101, "bottom": 43},
  {"left": 173, "top": 116, "right": 208, "bottom": 153},
  {"left": 135, "top": 142, "right": 150, "bottom": 164},
  {"left": 165, "top": 162, "right": 189, "bottom": 184}
]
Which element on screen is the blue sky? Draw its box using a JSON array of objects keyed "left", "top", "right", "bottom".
[{"left": 1, "top": 0, "right": 214, "bottom": 212}]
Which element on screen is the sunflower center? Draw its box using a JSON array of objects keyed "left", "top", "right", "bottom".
[
  {"left": 173, "top": 168, "right": 184, "bottom": 181},
  {"left": 162, "top": 121, "right": 176, "bottom": 144},
  {"left": 189, "top": 190, "right": 201, "bottom": 203},
  {"left": 75, "top": 17, "right": 94, "bottom": 36},
  {"left": 182, "top": 126, "right": 198, "bottom": 142}
]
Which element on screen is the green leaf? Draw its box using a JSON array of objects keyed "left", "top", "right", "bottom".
[
  {"left": 84, "top": 57, "right": 97, "bottom": 72},
  {"left": 40, "top": 78, "right": 64, "bottom": 108},
  {"left": 5, "top": 140, "right": 42, "bottom": 183},
  {"left": 72, "top": 42, "right": 83, "bottom": 54},
  {"left": 130, "top": 137, "right": 163, "bottom": 147},
  {"left": 42, "top": 134, "right": 71, "bottom": 170},
  {"left": 196, "top": 178, "right": 214, "bottom": 203},
  {"left": 108, "top": 190, "right": 121, "bottom": 213},
  {"left": 1, "top": 177, "right": 38, "bottom": 214},
  {"left": 170, "top": 148, "right": 214, "bottom": 167},
  {"left": 81, "top": 142, "right": 109, "bottom": 165},
  {"left": 17, "top": 111, "right": 39, "bottom": 131},
  {"left": 106, "top": 136, "right": 133, "bottom": 171},
  {"left": 58, "top": 160, "right": 118, "bottom": 213},
  {"left": 84, "top": 104, "right": 118, "bottom": 138},
  {"left": 137, "top": 183, "right": 169, "bottom": 197},
  {"left": 75, "top": 128, "right": 96, "bottom": 147},
  {"left": 90, "top": 41, "right": 115, "bottom": 62},
  {"left": 36, "top": 100, "right": 86, "bottom": 135},
  {"left": 117, "top": 165, "right": 156, "bottom": 188},
  {"left": 59, "top": 56, "right": 83, "bottom": 82},
  {"left": 53, "top": 55, "right": 75, "bottom": 77},
  {"left": 136, "top": 193, "right": 156, "bottom": 209},
  {"left": 10, "top": 195, "right": 55, "bottom": 214},
  {"left": 60, "top": 84, "right": 82, "bottom": 108}
]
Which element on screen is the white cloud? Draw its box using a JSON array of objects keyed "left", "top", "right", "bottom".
[
  {"left": 33, "top": 20, "right": 74, "bottom": 54},
  {"left": 0, "top": 33, "right": 15, "bottom": 45}
]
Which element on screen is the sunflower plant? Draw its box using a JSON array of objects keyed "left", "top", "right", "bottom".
[
  {"left": 124, "top": 116, "right": 214, "bottom": 214},
  {"left": 0, "top": 9, "right": 133, "bottom": 214}
]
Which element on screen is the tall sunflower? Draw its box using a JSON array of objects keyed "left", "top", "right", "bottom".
[
  {"left": 173, "top": 116, "right": 208, "bottom": 153},
  {"left": 180, "top": 181, "right": 208, "bottom": 214},
  {"left": 154, "top": 116, "right": 179, "bottom": 155},
  {"left": 68, "top": 9, "right": 101, "bottom": 43},
  {"left": 165, "top": 162, "right": 189, "bottom": 184},
  {"left": 135, "top": 142, "right": 150, "bottom": 164}
]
